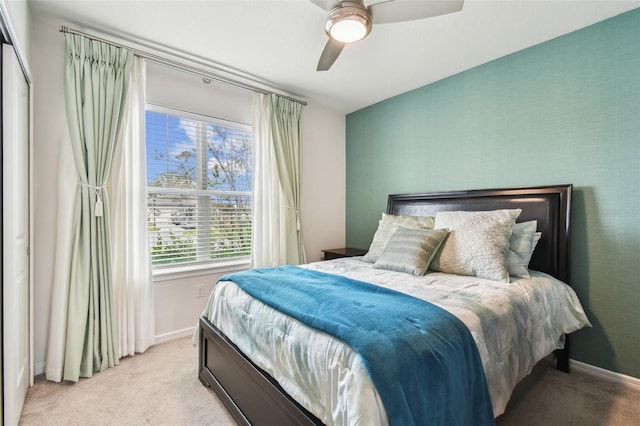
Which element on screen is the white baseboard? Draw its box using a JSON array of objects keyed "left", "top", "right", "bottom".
[
  {"left": 154, "top": 326, "right": 196, "bottom": 345},
  {"left": 571, "top": 359, "right": 640, "bottom": 391},
  {"left": 33, "top": 328, "right": 197, "bottom": 378},
  {"left": 34, "top": 362, "right": 46, "bottom": 377}
]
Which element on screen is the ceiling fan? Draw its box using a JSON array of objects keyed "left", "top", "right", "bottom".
[{"left": 310, "top": 0, "right": 465, "bottom": 71}]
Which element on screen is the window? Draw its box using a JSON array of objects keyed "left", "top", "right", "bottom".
[{"left": 146, "top": 105, "right": 252, "bottom": 269}]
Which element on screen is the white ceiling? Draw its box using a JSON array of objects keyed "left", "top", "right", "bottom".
[{"left": 28, "top": 0, "right": 640, "bottom": 113}]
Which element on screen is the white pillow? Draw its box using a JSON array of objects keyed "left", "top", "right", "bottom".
[
  {"left": 363, "top": 213, "right": 435, "bottom": 263},
  {"left": 506, "top": 221, "right": 540, "bottom": 278},
  {"left": 431, "top": 209, "right": 521, "bottom": 283}
]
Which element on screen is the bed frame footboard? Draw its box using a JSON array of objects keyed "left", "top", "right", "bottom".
[{"left": 198, "top": 317, "right": 323, "bottom": 426}]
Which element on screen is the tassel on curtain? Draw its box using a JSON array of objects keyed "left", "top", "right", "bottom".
[
  {"left": 47, "top": 33, "right": 133, "bottom": 382},
  {"left": 269, "top": 94, "right": 306, "bottom": 264},
  {"left": 251, "top": 93, "right": 305, "bottom": 267}
]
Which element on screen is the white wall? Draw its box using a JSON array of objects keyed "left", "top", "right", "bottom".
[
  {"left": 30, "top": 13, "right": 346, "bottom": 372},
  {"left": 31, "top": 14, "right": 68, "bottom": 375},
  {"left": 146, "top": 61, "right": 253, "bottom": 123},
  {"left": 300, "top": 101, "right": 346, "bottom": 262}
]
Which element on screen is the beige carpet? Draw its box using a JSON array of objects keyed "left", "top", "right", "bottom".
[
  {"left": 497, "top": 358, "right": 640, "bottom": 426},
  {"left": 20, "top": 337, "right": 236, "bottom": 425},
  {"left": 20, "top": 337, "right": 640, "bottom": 425}
]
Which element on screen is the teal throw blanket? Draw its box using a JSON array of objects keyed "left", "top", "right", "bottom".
[{"left": 220, "top": 266, "right": 495, "bottom": 426}]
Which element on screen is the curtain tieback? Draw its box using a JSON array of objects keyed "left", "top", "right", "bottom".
[
  {"left": 287, "top": 206, "right": 301, "bottom": 231},
  {"left": 79, "top": 182, "right": 106, "bottom": 217}
]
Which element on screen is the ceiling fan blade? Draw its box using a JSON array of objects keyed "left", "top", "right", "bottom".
[
  {"left": 309, "top": 0, "right": 338, "bottom": 12},
  {"left": 317, "top": 38, "right": 346, "bottom": 71},
  {"left": 370, "top": 0, "right": 464, "bottom": 24}
]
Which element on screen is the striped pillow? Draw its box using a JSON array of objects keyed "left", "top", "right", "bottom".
[
  {"left": 374, "top": 228, "right": 449, "bottom": 276},
  {"left": 363, "top": 213, "right": 435, "bottom": 263}
]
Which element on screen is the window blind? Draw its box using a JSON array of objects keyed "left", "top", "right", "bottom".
[{"left": 146, "top": 107, "right": 252, "bottom": 267}]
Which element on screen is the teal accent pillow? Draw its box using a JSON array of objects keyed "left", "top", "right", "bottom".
[{"left": 374, "top": 228, "right": 449, "bottom": 276}]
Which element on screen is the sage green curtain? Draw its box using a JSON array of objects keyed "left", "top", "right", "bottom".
[
  {"left": 62, "top": 34, "right": 133, "bottom": 381},
  {"left": 269, "top": 94, "right": 306, "bottom": 264}
]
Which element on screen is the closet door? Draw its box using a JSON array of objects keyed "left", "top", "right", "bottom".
[{"left": 2, "top": 42, "right": 30, "bottom": 426}]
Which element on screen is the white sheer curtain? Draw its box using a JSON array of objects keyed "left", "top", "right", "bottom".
[
  {"left": 251, "top": 93, "right": 305, "bottom": 267},
  {"left": 252, "top": 93, "right": 284, "bottom": 266},
  {"left": 110, "top": 57, "right": 154, "bottom": 357}
]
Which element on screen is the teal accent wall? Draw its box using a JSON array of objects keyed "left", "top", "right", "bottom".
[{"left": 346, "top": 9, "right": 640, "bottom": 378}]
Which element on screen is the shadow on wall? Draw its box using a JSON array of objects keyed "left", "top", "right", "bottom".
[
  {"left": 570, "top": 187, "right": 616, "bottom": 368},
  {"left": 497, "top": 189, "right": 623, "bottom": 424}
]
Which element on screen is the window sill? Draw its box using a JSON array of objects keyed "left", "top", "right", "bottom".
[{"left": 152, "top": 258, "right": 251, "bottom": 282}]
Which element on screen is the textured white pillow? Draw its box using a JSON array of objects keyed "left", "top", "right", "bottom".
[
  {"left": 363, "top": 213, "right": 435, "bottom": 263},
  {"left": 431, "top": 209, "right": 521, "bottom": 282},
  {"left": 506, "top": 220, "right": 539, "bottom": 278}
]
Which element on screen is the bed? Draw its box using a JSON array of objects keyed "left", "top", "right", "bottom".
[{"left": 198, "top": 184, "right": 589, "bottom": 425}]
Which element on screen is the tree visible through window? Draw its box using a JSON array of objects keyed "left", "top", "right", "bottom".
[{"left": 146, "top": 106, "right": 252, "bottom": 267}]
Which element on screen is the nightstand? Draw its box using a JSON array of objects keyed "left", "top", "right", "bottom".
[{"left": 321, "top": 247, "right": 368, "bottom": 260}]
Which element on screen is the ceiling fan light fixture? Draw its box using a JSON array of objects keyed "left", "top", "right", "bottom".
[{"left": 326, "top": 2, "right": 371, "bottom": 43}]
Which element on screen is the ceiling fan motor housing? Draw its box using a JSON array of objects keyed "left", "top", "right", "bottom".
[{"left": 325, "top": 1, "right": 372, "bottom": 43}]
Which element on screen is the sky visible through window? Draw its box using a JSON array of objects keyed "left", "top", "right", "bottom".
[{"left": 145, "top": 110, "right": 252, "bottom": 191}]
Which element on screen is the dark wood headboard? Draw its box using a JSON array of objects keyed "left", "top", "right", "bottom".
[{"left": 387, "top": 185, "right": 572, "bottom": 283}]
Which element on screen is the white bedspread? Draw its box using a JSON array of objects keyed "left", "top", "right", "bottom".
[{"left": 203, "top": 257, "right": 590, "bottom": 425}]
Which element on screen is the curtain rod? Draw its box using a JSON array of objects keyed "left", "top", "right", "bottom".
[{"left": 59, "top": 26, "right": 307, "bottom": 106}]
